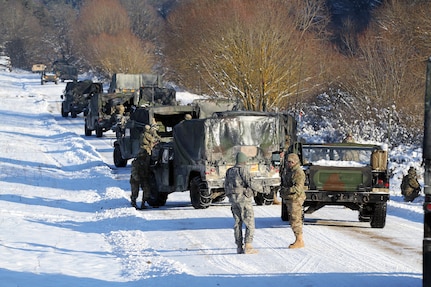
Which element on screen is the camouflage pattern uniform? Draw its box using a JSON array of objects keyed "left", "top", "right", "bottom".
[
  {"left": 280, "top": 153, "right": 306, "bottom": 248},
  {"left": 140, "top": 125, "right": 160, "bottom": 155},
  {"left": 224, "top": 152, "right": 258, "bottom": 254},
  {"left": 401, "top": 167, "right": 421, "bottom": 202},
  {"left": 130, "top": 150, "right": 151, "bottom": 209}
]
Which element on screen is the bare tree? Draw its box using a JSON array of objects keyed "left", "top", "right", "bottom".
[
  {"left": 73, "top": 0, "right": 155, "bottom": 77},
  {"left": 164, "top": 0, "right": 330, "bottom": 111}
]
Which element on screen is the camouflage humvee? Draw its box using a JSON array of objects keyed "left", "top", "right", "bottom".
[
  {"left": 282, "top": 142, "right": 390, "bottom": 228},
  {"left": 61, "top": 80, "right": 102, "bottom": 118},
  {"left": 147, "top": 111, "right": 297, "bottom": 209}
]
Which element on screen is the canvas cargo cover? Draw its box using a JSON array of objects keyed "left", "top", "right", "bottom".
[
  {"left": 108, "top": 73, "right": 163, "bottom": 92},
  {"left": 193, "top": 99, "right": 237, "bottom": 118},
  {"left": 173, "top": 113, "right": 290, "bottom": 166}
]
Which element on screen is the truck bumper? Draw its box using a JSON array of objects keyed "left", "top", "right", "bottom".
[{"left": 306, "top": 190, "right": 390, "bottom": 204}]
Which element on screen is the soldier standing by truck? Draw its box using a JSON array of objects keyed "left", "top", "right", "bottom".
[
  {"left": 280, "top": 153, "right": 306, "bottom": 249},
  {"left": 224, "top": 152, "right": 258, "bottom": 254},
  {"left": 130, "top": 150, "right": 151, "bottom": 210}
]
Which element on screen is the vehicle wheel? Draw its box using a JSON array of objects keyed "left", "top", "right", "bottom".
[
  {"left": 71, "top": 110, "right": 77, "bottom": 118},
  {"left": 190, "top": 176, "right": 211, "bottom": 209},
  {"left": 254, "top": 190, "right": 274, "bottom": 206},
  {"left": 370, "top": 202, "right": 387, "bottom": 228},
  {"left": 84, "top": 119, "right": 92, "bottom": 136},
  {"left": 61, "top": 105, "right": 68, "bottom": 117},
  {"left": 281, "top": 199, "right": 289, "bottom": 221},
  {"left": 95, "top": 124, "right": 103, "bottom": 137},
  {"left": 212, "top": 194, "right": 226, "bottom": 203},
  {"left": 358, "top": 214, "right": 371, "bottom": 222},
  {"left": 148, "top": 173, "right": 168, "bottom": 207},
  {"left": 113, "top": 145, "right": 127, "bottom": 167}
]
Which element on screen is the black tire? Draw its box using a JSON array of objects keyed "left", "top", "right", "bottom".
[
  {"left": 84, "top": 119, "right": 92, "bottom": 136},
  {"left": 61, "top": 105, "right": 68, "bottom": 117},
  {"left": 254, "top": 190, "right": 275, "bottom": 206},
  {"left": 370, "top": 202, "right": 387, "bottom": 228},
  {"left": 190, "top": 176, "right": 211, "bottom": 209},
  {"left": 113, "top": 145, "right": 127, "bottom": 167},
  {"left": 147, "top": 172, "right": 168, "bottom": 207},
  {"left": 95, "top": 123, "right": 103, "bottom": 137},
  {"left": 213, "top": 194, "right": 226, "bottom": 203},
  {"left": 281, "top": 199, "right": 290, "bottom": 221}
]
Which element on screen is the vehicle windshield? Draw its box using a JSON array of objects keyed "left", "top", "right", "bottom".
[{"left": 302, "top": 145, "right": 378, "bottom": 167}]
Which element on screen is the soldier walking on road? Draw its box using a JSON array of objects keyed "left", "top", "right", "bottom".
[
  {"left": 280, "top": 153, "right": 306, "bottom": 249},
  {"left": 224, "top": 152, "right": 258, "bottom": 254},
  {"left": 130, "top": 150, "right": 151, "bottom": 210}
]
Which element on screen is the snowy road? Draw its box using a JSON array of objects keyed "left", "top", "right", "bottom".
[{"left": 0, "top": 71, "right": 423, "bottom": 287}]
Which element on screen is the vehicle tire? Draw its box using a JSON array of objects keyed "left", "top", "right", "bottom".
[
  {"left": 254, "top": 190, "right": 274, "bottom": 206},
  {"left": 71, "top": 110, "right": 77, "bottom": 118},
  {"left": 95, "top": 123, "right": 103, "bottom": 137},
  {"left": 212, "top": 194, "right": 226, "bottom": 203},
  {"left": 370, "top": 202, "right": 387, "bottom": 228},
  {"left": 281, "top": 199, "right": 289, "bottom": 221},
  {"left": 61, "top": 105, "right": 68, "bottom": 117},
  {"left": 84, "top": 119, "right": 92, "bottom": 136},
  {"left": 113, "top": 145, "right": 127, "bottom": 167},
  {"left": 190, "top": 176, "right": 211, "bottom": 209},
  {"left": 147, "top": 173, "right": 168, "bottom": 207}
]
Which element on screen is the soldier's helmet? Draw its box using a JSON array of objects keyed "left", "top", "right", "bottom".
[
  {"left": 236, "top": 152, "right": 247, "bottom": 164},
  {"left": 145, "top": 125, "right": 151, "bottom": 131},
  {"left": 408, "top": 166, "right": 416, "bottom": 176}
]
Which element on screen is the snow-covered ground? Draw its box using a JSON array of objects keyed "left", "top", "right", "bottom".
[{"left": 0, "top": 70, "right": 424, "bottom": 287}]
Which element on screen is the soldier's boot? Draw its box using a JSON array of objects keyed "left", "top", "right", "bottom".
[
  {"left": 236, "top": 244, "right": 244, "bottom": 254},
  {"left": 130, "top": 197, "right": 137, "bottom": 208},
  {"left": 244, "top": 243, "right": 258, "bottom": 254},
  {"left": 289, "top": 233, "right": 304, "bottom": 249},
  {"left": 140, "top": 201, "right": 148, "bottom": 210},
  {"left": 273, "top": 193, "right": 281, "bottom": 205}
]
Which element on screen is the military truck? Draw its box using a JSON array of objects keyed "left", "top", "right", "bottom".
[
  {"left": 147, "top": 111, "right": 297, "bottom": 209},
  {"left": 41, "top": 70, "right": 58, "bottom": 85},
  {"left": 282, "top": 142, "right": 390, "bottom": 228},
  {"left": 84, "top": 91, "right": 136, "bottom": 137},
  {"left": 61, "top": 80, "right": 102, "bottom": 118},
  {"left": 53, "top": 59, "right": 78, "bottom": 82},
  {"left": 112, "top": 99, "right": 237, "bottom": 167},
  {"left": 85, "top": 73, "right": 176, "bottom": 138}
]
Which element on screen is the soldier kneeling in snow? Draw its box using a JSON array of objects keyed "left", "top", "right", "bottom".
[{"left": 400, "top": 167, "right": 421, "bottom": 202}]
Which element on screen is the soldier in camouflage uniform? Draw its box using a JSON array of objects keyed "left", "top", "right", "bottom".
[
  {"left": 140, "top": 124, "right": 160, "bottom": 155},
  {"left": 401, "top": 166, "right": 421, "bottom": 202},
  {"left": 280, "top": 153, "right": 306, "bottom": 249},
  {"left": 224, "top": 152, "right": 258, "bottom": 254},
  {"left": 130, "top": 150, "right": 151, "bottom": 209}
]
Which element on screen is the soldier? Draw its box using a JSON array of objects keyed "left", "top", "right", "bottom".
[
  {"left": 140, "top": 125, "right": 159, "bottom": 155},
  {"left": 280, "top": 153, "right": 306, "bottom": 249},
  {"left": 130, "top": 150, "right": 151, "bottom": 209},
  {"left": 224, "top": 152, "right": 258, "bottom": 254},
  {"left": 401, "top": 166, "right": 421, "bottom": 202},
  {"left": 342, "top": 132, "right": 355, "bottom": 143}
]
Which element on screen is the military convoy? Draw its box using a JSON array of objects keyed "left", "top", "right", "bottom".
[
  {"left": 283, "top": 142, "right": 390, "bottom": 228},
  {"left": 146, "top": 111, "right": 297, "bottom": 209},
  {"left": 61, "top": 80, "right": 102, "bottom": 118},
  {"left": 84, "top": 73, "right": 174, "bottom": 138},
  {"left": 112, "top": 99, "right": 237, "bottom": 167}
]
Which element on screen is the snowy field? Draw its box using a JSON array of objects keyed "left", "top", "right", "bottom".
[{"left": 0, "top": 70, "right": 424, "bottom": 287}]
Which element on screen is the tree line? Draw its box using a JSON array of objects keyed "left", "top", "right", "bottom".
[{"left": 0, "top": 0, "right": 429, "bottom": 137}]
